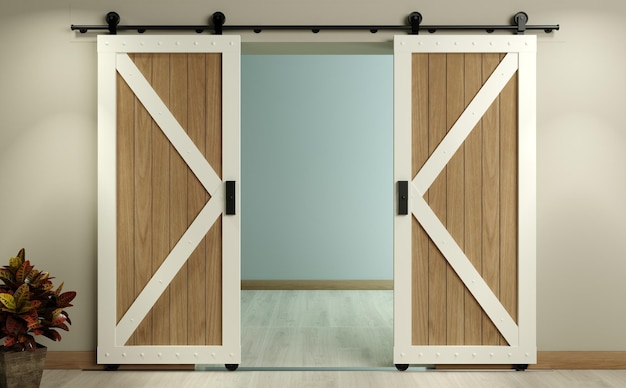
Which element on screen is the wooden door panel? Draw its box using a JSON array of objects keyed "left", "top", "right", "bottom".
[
  {"left": 115, "top": 53, "right": 223, "bottom": 347},
  {"left": 410, "top": 52, "right": 517, "bottom": 346},
  {"left": 98, "top": 36, "right": 240, "bottom": 365},
  {"left": 394, "top": 36, "right": 535, "bottom": 365}
]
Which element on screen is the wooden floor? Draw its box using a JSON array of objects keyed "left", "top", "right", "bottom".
[
  {"left": 239, "top": 290, "right": 393, "bottom": 367},
  {"left": 42, "top": 368, "right": 626, "bottom": 387},
  {"left": 41, "top": 291, "right": 626, "bottom": 387}
]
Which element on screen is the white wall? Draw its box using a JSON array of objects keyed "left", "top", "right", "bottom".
[
  {"left": 0, "top": 0, "right": 624, "bottom": 352},
  {"left": 241, "top": 54, "right": 393, "bottom": 280}
]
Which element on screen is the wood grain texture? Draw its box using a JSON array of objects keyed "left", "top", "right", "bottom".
[
  {"left": 427, "top": 53, "right": 448, "bottom": 346},
  {"left": 206, "top": 54, "right": 223, "bottom": 178},
  {"left": 187, "top": 54, "right": 208, "bottom": 346},
  {"left": 409, "top": 52, "right": 519, "bottom": 347},
  {"left": 463, "top": 53, "right": 484, "bottom": 345},
  {"left": 445, "top": 53, "right": 465, "bottom": 346},
  {"left": 132, "top": 53, "right": 154, "bottom": 346},
  {"left": 411, "top": 53, "right": 430, "bottom": 345},
  {"left": 499, "top": 68, "right": 519, "bottom": 324},
  {"left": 206, "top": 216, "right": 223, "bottom": 345},
  {"left": 481, "top": 53, "right": 503, "bottom": 346},
  {"left": 205, "top": 54, "right": 223, "bottom": 346},
  {"left": 116, "top": 70, "right": 135, "bottom": 346},
  {"left": 116, "top": 53, "right": 224, "bottom": 347},
  {"left": 151, "top": 53, "right": 172, "bottom": 346},
  {"left": 168, "top": 53, "right": 190, "bottom": 345}
]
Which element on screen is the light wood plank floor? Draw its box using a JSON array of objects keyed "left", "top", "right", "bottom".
[
  {"left": 238, "top": 290, "right": 393, "bottom": 367},
  {"left": 41, "top": 291, "right": 626, "bottom": 387},
  {"left": 42, "top": 369, "right": 626, "bottom": 387}
]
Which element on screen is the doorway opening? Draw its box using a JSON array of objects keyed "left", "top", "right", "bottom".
[{"left": 240, "top": 43, "right": 394, "bottom": 367}]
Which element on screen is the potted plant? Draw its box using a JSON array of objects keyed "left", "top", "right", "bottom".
[{"left": 0, "top": 248, "right": 76, "bottom": 388}]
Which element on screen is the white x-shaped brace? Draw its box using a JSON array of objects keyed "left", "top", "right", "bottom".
[
  {"left": 114, "top": 54, "right": 224, "bottom": 345},
  {"left": 411, "top": 53, "right": 519, "bottom": 346}
]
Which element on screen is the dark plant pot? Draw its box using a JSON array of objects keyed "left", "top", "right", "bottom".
[{"left": 0, "top": 346, "right": 47, "bottom": 388}]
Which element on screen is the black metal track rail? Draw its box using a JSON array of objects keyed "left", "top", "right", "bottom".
[{"left": 71, "top": 11, "right": 559, "bottom": 36}]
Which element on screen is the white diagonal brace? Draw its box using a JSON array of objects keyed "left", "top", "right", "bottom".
[
  {"left": 116, "top": 53, "right": 222, "bottom": 196},
  {"left": 413, "top": 53, "right": 518, "bottom": 195},
  {"left": 410, "top": 185, "right": 519, "bottom": 346},
  {"left": 115, "top": 187, "right": 224, "bottom": 345}
]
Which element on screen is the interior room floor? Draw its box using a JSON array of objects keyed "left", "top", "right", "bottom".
[
  {"left": 41, "top": 369, "right": 626, "bottom": 388},
  {"left": 237, "top": 290, "right": 394, "bottom": 368}
]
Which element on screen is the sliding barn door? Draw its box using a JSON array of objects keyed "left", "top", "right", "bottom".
[
  {"left": 393, "top": 35, "right": 536, "bottom": 367},
  {"left": 97, "top": 36, "right": 240, "bottom": 366}
]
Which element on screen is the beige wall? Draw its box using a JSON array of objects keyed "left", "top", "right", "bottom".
[{"left": 0, "top": 0, "right": 625, "bottom": 352}]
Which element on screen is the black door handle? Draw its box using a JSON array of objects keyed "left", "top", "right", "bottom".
[
  {"left": 398, "top": 181, "right": 408, "bottom": 215},
  {"left": 226, "top": 181, "right": 236, "bottom": 215}
]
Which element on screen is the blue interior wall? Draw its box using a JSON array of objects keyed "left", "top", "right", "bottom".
[{"left": 241, "top": 55, "right": 393, "bottom": 280}]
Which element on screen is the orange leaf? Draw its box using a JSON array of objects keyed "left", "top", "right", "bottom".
[
  {"left": 56, "top": 291, "right": 76, "bottom": 307},
  {"left": 16, "top": 261, "right": 33, "bottom": 282},
  {"left": 13, "top": 283, "right": 30, "bottom": 309},
  {"left": 20, "top": 310, "right": 40, "bottom": 328},
  {"left": 4, "top": 337, "right": 15, "bottom": 347}
]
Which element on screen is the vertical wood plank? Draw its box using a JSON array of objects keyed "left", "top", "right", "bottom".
[
  {"left": 207, "top": 216, "right": 223, "bottom": 345},
  {"left": 169, "top": 53, "right": 189, "bottom": 345},
  {"left": 445, "top": 54, "right": 465, "bottom": 345},
  {"left": 151, "top": 53, "right": 172, "bottom": 345},
  {"left": 500, "top": 67, "right": 519, "bottom": 327},
  {"left": 427, "top": 53, "right": 447, "bottom": 345},
  {"left": 411, "top": 53, "right": 429, "bottom": 345},
  {"left": 463, "top": 53, "right": 483, "bottom": 345},
  {"left": 187, "top": 54, "right": 208, "bottom": 345},
  {"left": 116, "top": 69, "right": 135, "bottom": 346},
  {"left": 206, "top": 54, "right": 223, "bottom": 345},
  {"left": 481, "top": 54, "right": 503, "bottom": 345},
  {"left": 206, "top": 54, "right": 223, "bottom": 178},
  {"left": 132, "top": 54, "right": 153, "bottom": 345}
]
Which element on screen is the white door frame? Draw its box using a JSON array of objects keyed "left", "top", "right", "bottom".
[
  {"left": 393, "top": 35, "right": 537, "bottom": 365},
  {"left": 97, "top": 35, "right": 241, "bottom": 365}
]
